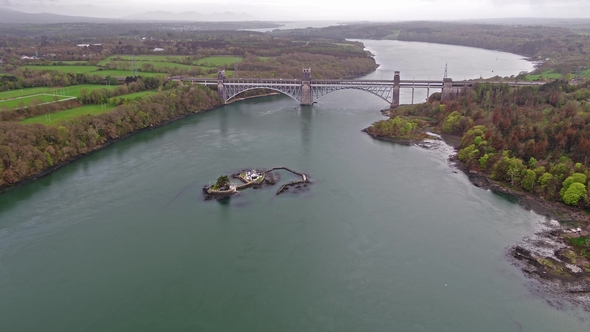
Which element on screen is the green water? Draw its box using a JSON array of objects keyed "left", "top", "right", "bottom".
[{"left": 1, "top": 41, "right": 587, "bottom": 331}]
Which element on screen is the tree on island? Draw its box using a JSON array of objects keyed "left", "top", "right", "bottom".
[{"left": 215, "top": 175, "right": 230, "bottom": 190}]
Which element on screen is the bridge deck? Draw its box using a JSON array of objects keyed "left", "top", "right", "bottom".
[{"left": 172, "top": 76, "right": 544, "bottom": 88}]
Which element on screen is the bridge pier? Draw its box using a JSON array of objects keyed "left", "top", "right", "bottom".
[
  {"left": 441, "top": 77, "right": 467, "bottom": 101},
  {"left": 391, "top": 71, "right": 400, "bottom": 108},
  {"left": 217, "top": 69, "right": 226, "bottom": 102},
  {"left": 300, "top": 68, "right": 313, "bottom": 106}
]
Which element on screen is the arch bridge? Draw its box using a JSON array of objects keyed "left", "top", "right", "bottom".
[{"left": 170, "top": 69, "right": 543, "bottom": 107}]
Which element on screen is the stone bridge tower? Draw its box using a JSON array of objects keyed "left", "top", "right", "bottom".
[
  {"left": 441, "top": 78, "right": 464, "bottom": 101},
  {"left": 391, "top": 71, "right": 400, "bottom": 108},
  {"left": 217, "top": 69, "right": 226, "bottom": 101},
  {"left": 300, "top": 68, "right": 313, "bottom": 106}
]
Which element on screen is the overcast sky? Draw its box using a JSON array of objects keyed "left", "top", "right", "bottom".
[{"left": 3, "top": 0, "right": 590, "bottom": 20}]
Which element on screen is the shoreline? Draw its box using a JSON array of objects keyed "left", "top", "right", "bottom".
[
  {"left": 0, "top": 104, "right": 220, "bottom": 194},
  {"left": 364, "top": 129, "right": 590, "bottom": 308},
  {"left": 0, "top": 91, "right": 286, "bottom": 194}
]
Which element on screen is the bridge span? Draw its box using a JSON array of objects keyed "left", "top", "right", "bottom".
[{"left": 169, "top": 69, "right": 543, "bottom": 107}]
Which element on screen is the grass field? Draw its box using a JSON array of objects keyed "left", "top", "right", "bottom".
[
  {"left": 98, "top": 60, "right": 197, "bottom": 71},
  {"left": 57, "top": 84, "right": 119, "bottom": 98},
  {"left": 0, "top": 87, "right": 53, "bottom": 100},
  {"left": 21, "top": 104, "right": 117, "bottom": 124},
  {"left": 90, "top": 70, "right": 166, "bottom": 77},
  {"left": 0, "top": 94, "right": 73, "bottom": 110},
  {"left": 0, "top": 84, "right": 118, "bottom": 102},
  {"left": 52, "top": 61, "right": 90, "bottom": 65},
  {"left": 103, "top": 55, "right": 190, "bottom": 62},
  {"left": 22, "top": 90, "right": 158, "bottom": 124},
  {"left": 583, "top": 69, "right": 590, "bottom": 76},
  {"left": 20, "top": 65, "right": 167, "bottom": 77},
  {"left": 197, "top": 56, "right": 242, "bottom": 66},
  {"left": 112, "top": 90, "right": 158, "bottom": 102},
  {"left": 22, "top": 65, "right": 100, "bottom": 74},
  {"left": 526, "top": 70, "right": 563, "bottom": 81}
]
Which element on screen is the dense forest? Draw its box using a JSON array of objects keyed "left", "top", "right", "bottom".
[{"left": 368, "top": 81, "right": 590, "bottom": 209}]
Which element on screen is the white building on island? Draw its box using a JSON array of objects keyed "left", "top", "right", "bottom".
[{"left": 244, "top": 170, "right": 261, "bottom": 182}]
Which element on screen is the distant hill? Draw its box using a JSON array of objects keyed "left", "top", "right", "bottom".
[
  {"left": 0, "top": 7, "right": 256, "bottom": 24},
  {"left": 0, "top": 7, "right": 116, "bottom": 24},
  {"left": 123, "top": 10, "right": 256, "bottom": 22},
  {"left": 465, "top": 17, "right": 590, "bottom": 28}
]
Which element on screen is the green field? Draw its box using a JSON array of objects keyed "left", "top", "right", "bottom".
[
  {"left": 0, "top": 87, "right": 53, "bottom": 100},
  {"left": 20, "top": 65, "right": 166, "bottom": 77},
  {"left": 111, "top": 90, "right": 158, "bottom": 102},
  {"left": 19, "top": 56, "right": 240, "bottom": 78},
  {"left": 99, "top": 61, "right": 197, "bottom": 71},
  {"left": 22, "top": 65, "right": 100, "bottom": 74},
  {"left": 0, "top": 94, "right": 73, "bottom": 110},
  {"left": 583, "top": 69, "right": 590, "bottom": 76},
  {"left": 45, "top": 84, "right": 118, "bottom": 97},
  {"left": 122, "top": 90, "right": 157, "bottom": 98},
  {"left": 22, "top": 90, "right": 158, "bottom": 124},
  {"left": 0, "top": 84, "right": 118, "bottom": 102},
  {"left": 90, "top": 70, "right": 166, "bottom": 77},
  {"left": 197, "top": 56, "right": 242, "bottom": 66},
  {"left": 21, "top": 104, "right": 117, "bottom": 124},
  {"left": 57, "top": 84, "right": 119, "bottom": 98},
  {"left": 526, "top": 70, "right": 563, "bottom": 81},
  {"left": 52, "top": 61, "right": 90, "bottom": 65},
  {"left": 103, "top": 55, "right": 190, "bottom": 62}
]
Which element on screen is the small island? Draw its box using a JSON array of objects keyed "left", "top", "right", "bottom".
[{"left": 203, "top": 167, "right": 310, "bottom": 200}]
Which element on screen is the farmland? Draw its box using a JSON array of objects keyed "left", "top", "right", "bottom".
[
  {"left": 101, "top": 55, "right": 190, "bottom": 62},
  {"left": 19, "top": 65, "right": 168, "bottom": 77},
  {"left": 100, "top": 60, "right": 197, "bottom": 71},
  {"left": 21, "top": 104, "right": 117, "bottom": 124},
  {"left": 0, "top": 94, "right": 73, "bottom": 110},
  {"left": 0, "top": 85, "right": 117, "bottom": 100},
  {"left": 90, "top": 70, "right": 166, "bottom": 77},
  {"left": 525, "top": 70, "right": 564, "bottom": 81},
  {"left": 22, "top": 90, "right": 158, "bottom": 124},
  {"left": 22, "top": 65, "right": 101, "bottom": 74},
  {"left": 52, "top": 84, "right": 119, "bottom": 98},
  {"left": 197, "top": 56, "right": 242, "bottom": 66},
  {"left": 0, "top": 87, "right": 55, "bottom": 100}
]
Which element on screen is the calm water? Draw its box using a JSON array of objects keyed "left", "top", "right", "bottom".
[{"left": 1, "top": 41, "right": 587, "bottom": 331}]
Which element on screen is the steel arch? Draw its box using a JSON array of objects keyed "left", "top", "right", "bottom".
[
  {"left": 225, "top": 86, "right": 301, "bottom": 103},
  {"left": 310, "top": 85, "right": 393, "bottom": 104}
]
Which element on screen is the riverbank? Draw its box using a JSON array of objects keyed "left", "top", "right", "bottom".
[
  {"left": 0, "top": 104, "right": 221, "bottom": 194},
  {"left": 0, "top": 89, "right": 299, "bottom": 194},
  {"left": 362, "top": 128, "right": 427, "bottom": 146},
  {"left": 364, "top": 127, "right": 590, "bottom": 309}
]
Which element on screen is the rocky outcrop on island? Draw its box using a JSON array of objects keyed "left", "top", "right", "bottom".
[{"left": 203, "top": 167, "right": 311, "bottom": 200}]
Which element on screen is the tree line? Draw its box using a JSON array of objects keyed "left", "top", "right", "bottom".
[{"left": 0, "top": 84, "right": 222, "bottom": 189}]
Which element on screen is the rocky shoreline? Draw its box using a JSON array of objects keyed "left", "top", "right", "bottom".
[
  {"left": 361, "top": 128, "right": 425, "bottom": 146},
  {"left": 364, "top": 128, "right": 590, "bottom": 310}
]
